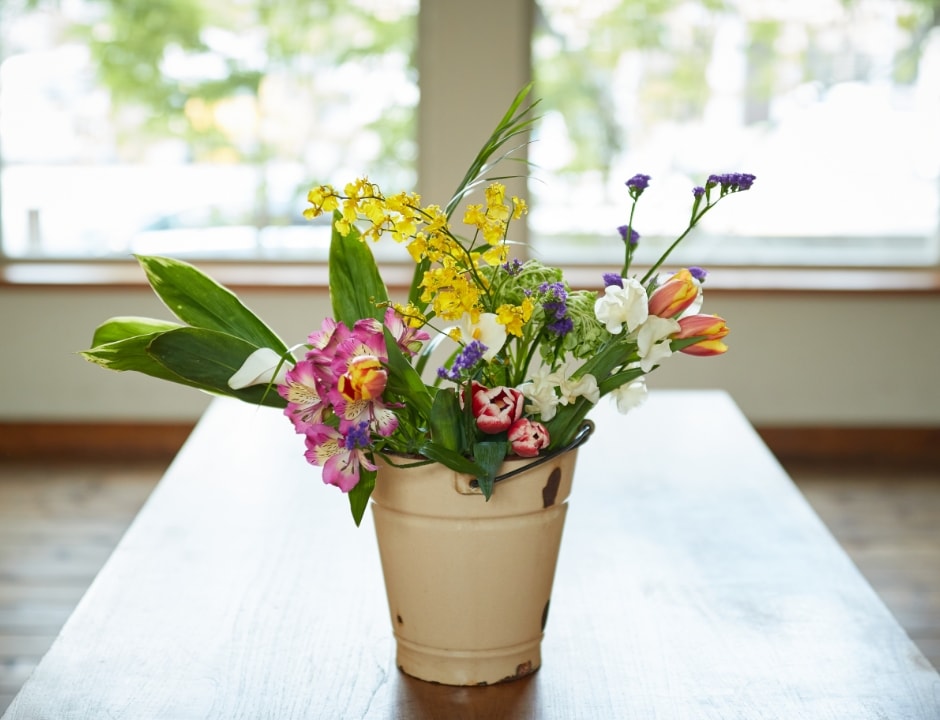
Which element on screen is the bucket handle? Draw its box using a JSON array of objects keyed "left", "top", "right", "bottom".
[{"left": 466, "top": 418, "right": 595, "bottom": 490}]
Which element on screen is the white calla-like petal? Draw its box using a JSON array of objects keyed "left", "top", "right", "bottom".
[{"left": 228, "top": 348, "right": 290, "bottom": 389}]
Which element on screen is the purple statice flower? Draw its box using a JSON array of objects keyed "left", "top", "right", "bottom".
[
  {"left": 617, "top": 224, "right": 640, "bottom": 246},
  {"left": 539, "top": 282, "right": 572, "bottom": 337},
  {"left": 437, "top": 339, "right": 488, "bottom": 382},
  {"left": 625, "top": 174, "right": 651, "bottom": 194},
  {"left": 603, "top": 273, "right": 624, "bottom": 288},
  {"left": 692, "top": 186, "right": 706, "bottom": 198},
  {"left": 688, "top": 266, "right": 708, "bottom": 282},
  {"left": 502, "top": 258, "right": 523, "bottom": 276},
  {"left": 343, "top": 421, "right": 372, "bottom": 450},
  {"left": 706, "top": 173, "right": 756, "bottom": 193}
]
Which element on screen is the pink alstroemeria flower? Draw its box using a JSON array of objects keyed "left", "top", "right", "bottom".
[
  {"left": 279, "top": 359, "right": 327, "bottom": 433},
  {"left": 648, "top": 269, "right": 700, "bottom": 318},
  {"left": 471, "top": 382, "right": 524, "bottom": 434},
  {"left": 304, "top": 422, "right": 376, "bottom": 493},
  {"left": 508, "top": 417, "right": 550, "bottom": 457},
  {"left": 328, "top": 318, "right": 399, "bottom": 437},
  {"left": 674, "top": 314, "right": 729, "bottom": 356},
  {"left": 384, "top": 307, "right": 430, "bottom": 357}
]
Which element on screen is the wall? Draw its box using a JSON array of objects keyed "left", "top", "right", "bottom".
[{"left": 2, "top": 286, "right": 938, "bottom": 426}]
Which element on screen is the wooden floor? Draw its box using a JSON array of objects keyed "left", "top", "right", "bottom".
[{"left": 0, "top": 459, "right": 938, "bottom": 713}]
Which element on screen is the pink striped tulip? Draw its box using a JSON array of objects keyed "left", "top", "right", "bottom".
[
  {"left": 648, "top": 269, "right": 700, "bottom": 318},
  {"left": 674, "top": 314, "right": 729, "bottom": 356},
  {"left": 471, "top": 382, "right": 524, "bottom": 434},
  {"left": 508, "top": 418, "right": 550, "bottom": 457}
]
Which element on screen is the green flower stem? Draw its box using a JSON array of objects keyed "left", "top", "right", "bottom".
[{"left": 640, "top": 196, "right": 724, "bottom": 284}]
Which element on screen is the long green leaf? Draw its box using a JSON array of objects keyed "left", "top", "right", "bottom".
[
  {"left": 383, "top": 328, "right": 434, "bottom": 420},
  {"left": 81, "top": 333, "right": 203, "bottom": 388},
  {"left": 148, "top": 327, "right": 286, "bottom": 408},
  {"left": 429, "top": 388, "right": 464, "bottom": 454},
  {"left": 472, "top": 440, "right": 508, "bottom": 501},
  {"left": 136, "top": 255, "right": 289, "bottom": 354},
  {"left": 348, "top": 467, "right": 376, "bottom": 527},
  {"left": 419, "top": 442, "right": 485, "bottom": 477},
  {"left": 91, "top": 316, "right": 182, "bottom": 346},
  {"left": 444, "top": 83, "right": 540, "bottom": 218},
  {"left": 328, "top": 211, "right": 389, "bottom": 325}
]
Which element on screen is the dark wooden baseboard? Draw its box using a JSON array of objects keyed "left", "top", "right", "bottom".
[
  {"left": 1, "top": 421, "right": 939, "bottom": 469},
  {"left": 756, "top": 426, "right": 940, "bottom": 469},
  {"left": 0, "top": 422, "right": 196, "bottom": 462}
]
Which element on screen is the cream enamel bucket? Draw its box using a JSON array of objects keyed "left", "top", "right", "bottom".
[{"left": 370, "top": 423, "right": 591, "bottom": 686}]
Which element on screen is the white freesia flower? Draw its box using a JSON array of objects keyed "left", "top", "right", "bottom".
[
  {"left": 519, "top": 365, "right": 561, "bottom": 421},
  {"left": 593, "top": 278, "right": 648, "bottom": 334},
  {"left": 636, "top": 316, "right": 680, "bottom": 372},
  {"left": 228, "top": 348, "right": 290, "bottom": 390},
  {"left": 559, "top": 372, "right": 599, "bottom": 407},
  {"left": 610, "top": 378, "right": 648, "bottom": 414}
]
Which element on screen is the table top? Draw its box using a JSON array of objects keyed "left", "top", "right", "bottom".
[{"left": 4, "top": 390, "right": 939, "bottom": 719}]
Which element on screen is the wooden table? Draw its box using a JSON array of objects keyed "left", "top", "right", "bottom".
[{"left": 4, "top": 391, "right": 939, "bottom": 719}]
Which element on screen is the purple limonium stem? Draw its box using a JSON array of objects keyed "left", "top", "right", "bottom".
[
  {"left": 344, "top": 421, "right": 372, "bottom": 450},
  {"left": 438, "top": 339, "right": 488, "bottom": 382},
  {"left": 625, "top": 174, "right": 651, "bottom": 193},
  {"left": 539, "top": 282, "right": 572, "bottom": 338},
  {"left": 706, "top": 173, "right": 756, "bottom": 193},
  {"left": 688, "top": 266, "right": 708, "bottom": 282},
  {"left": 501, "top": 258, "right": 523, "bottom": 276},
  {"left": 692, "top": 186, "right": 705, "bottom": 198},
  {"left": 617, "top": 224, "right": 640, "bottom": 246}
]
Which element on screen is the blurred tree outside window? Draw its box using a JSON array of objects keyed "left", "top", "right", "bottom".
[
  {"left": 0, "top": 0, "right": 418, "bottom": 259},
  {"left": 531, "top": 0, "right": 940, "bottom": 267}
]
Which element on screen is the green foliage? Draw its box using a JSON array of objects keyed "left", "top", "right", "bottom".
[
  {"left": 82, "top": 254, "right": 290, "bottom": 407},
  {"left": 328, "top": 215, "right": 389, "bottom": 325},
  {"left": 137, "top": 255, "right": 289, "bottom": 354}
]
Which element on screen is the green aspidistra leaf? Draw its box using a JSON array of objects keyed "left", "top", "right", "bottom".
[
  {"left": 148, "top": 327, "right": 286, "bottom": 408},
  {"left": 419, "top": 442, "right": 485, "bottom": 478},
  {"left": 81, "top": 332, "right": 202, "bottom": 388},
  {"left": 328, "top": 211, "right": 389, "bottom": 325},
  {"left": 348, "top": 467, "right": 376, "bottom": 527},
  {"left": 429, "top": 388, "right": 464, "bottom": 455},
  {"left": 383, "top": 328, "right": 433, "bottom": 420},
  {"left": 472, "top": 441, "right": 508, "bottom": 501},
  {"left": 136, "top": 254, "right": 289, "bottom": 354},
  {"left": 91, "top": 316, "right": 183, "bottom": 347}
]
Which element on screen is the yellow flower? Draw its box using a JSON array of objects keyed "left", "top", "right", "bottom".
[
  {"left": 496, "top": 298, "right": 534, "bottom": 337},
  {"left": 304, "top": 184, "right": 340, "bottom": 217},
  {"left": 393, "top": 302, "right": 427, "bottom": 328},
  {"left": 511, "top": 196, "right": 528, "bottom": 220},
  {"left": 463, "top": 204, "right": 487, "bottom": 227}
]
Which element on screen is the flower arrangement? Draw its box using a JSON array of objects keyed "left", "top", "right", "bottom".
[{"left": 82, "top": 85, "right": 754, "bottom": 524}]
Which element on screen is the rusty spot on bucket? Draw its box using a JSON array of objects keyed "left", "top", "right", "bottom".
[
  {"left": 396, "top": 614, "right": 404, "bottom": 625},
  {"left": 542, "top": 467, "right": 561, "bottom": 507}
]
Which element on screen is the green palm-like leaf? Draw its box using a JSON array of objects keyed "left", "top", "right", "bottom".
[
  {"left": 347, "top": 468, "right": 376, "bottom": 527},
  {"left": 148, "top": 327, "right": 286, "bottom": 408},
  {"left": 328, "top": 212, "right": 389, "bottom": 325},
  {"left": 383, "top": 328, "right": 434, "bottom": 420},
  {"left": 81, "top": 332, "right": 201, "bottom": 388},
  {"left": 136, "top": 254, "right": 289, "bottom": 354},
  {"left": 428, "top": 388, "right": 464, "bottom": 455},
  {"left": 91, "top": 316, "right": 182, "bottom": 346}
]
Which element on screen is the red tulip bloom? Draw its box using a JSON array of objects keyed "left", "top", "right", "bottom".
[
  {"left": 508, "top": 418, "right": 550, "bottom": 457},
  {"left": 471, "top": 382, "right": 524, "bottom": 434}
]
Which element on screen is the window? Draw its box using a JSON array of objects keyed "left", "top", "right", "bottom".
[
  {"left": 0, "top": 0, "right": 418, "bottom": 260},
  {"left": 3, "top": 0, "right": 938, "bottom": 269},
  {"left": 530, "top": 0, "right": 940, "bottom": 267}
]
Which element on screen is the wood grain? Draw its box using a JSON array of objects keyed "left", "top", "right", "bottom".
[{"left": 3, "top": 391, "right": 939, "bottom": 719}]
